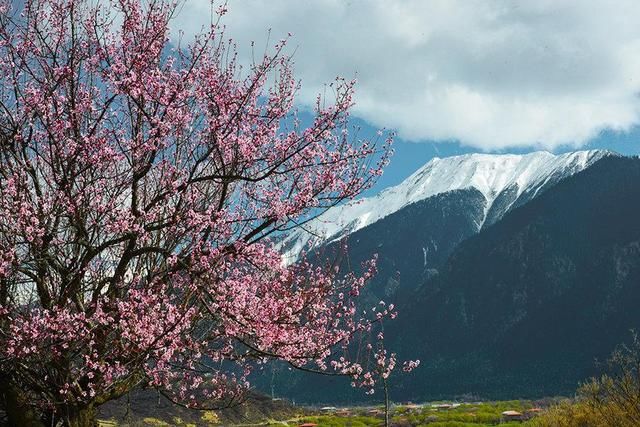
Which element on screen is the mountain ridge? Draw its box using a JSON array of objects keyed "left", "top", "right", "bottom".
[
  {"left": 279, "top": 149, "right": 616, "bottom": 261},
  {"left": 261, "top": 153, "right": 640, "bottom": 404}
]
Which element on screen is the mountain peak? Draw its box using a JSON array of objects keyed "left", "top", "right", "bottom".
[
  {"left": 279, "top": 150, "right": 614, "bottom": 261},
  {"left": 403, "top": 149, "right": 611, "bottom": 206}
]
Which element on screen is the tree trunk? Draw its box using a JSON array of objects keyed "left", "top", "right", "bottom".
[
  {"left": 63, "top": 405, "right": 97, "bottom": 427},
  {"left": 383, "top": 377, "right": 390, "bottom": 427},
  {"left": 1, "top": 382, "right": 45, "bottom": 427}
]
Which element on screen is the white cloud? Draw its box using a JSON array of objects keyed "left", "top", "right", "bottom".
[{"left": 173, "top": 0, "right": 640, "bottom": 150}]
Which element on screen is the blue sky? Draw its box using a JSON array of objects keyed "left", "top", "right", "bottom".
[
  {"left": 23, "top": 0, "right": 634, "bottom": 195},
  {"left": 170, "top": 1, "right": 640, "bottom": 194},
  {"left": 352, "top": 117, "right": 640, "bottom": 195}
]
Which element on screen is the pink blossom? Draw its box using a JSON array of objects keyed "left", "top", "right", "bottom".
[{"left": 0, "top": 0, "right": 404, "bottom": 419}]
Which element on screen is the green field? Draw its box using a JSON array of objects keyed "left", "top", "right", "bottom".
[
  {"left": 99, "top": 399, "right": 551, "bottom": 426},
  {"left": 288, "top": 401, "right": 542, "bottom": 427}
]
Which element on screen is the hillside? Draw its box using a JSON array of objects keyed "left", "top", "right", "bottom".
[{"left": 258, "top": 153, "right": 640, "bottom": 404}]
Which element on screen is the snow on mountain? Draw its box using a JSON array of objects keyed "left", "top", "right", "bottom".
[{"left": 279, "top": 150, "right": 614, "bottom": 261}]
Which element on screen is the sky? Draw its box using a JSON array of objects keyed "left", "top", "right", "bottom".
[{"left": 172, "top": 1, "right": 640, "bottom": 192}]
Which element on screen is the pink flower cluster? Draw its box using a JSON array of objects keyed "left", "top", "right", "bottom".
[{"left": 0, "top": 0, "right": 404, "bottom": 414}]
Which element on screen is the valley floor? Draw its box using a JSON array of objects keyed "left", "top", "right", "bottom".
[{"left": 98, "top": 398, "right": 555, "bottom": 426}]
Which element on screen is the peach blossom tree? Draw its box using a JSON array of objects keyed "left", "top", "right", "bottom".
[{"left": 0, "top": 0, "right": 403, "bottom": 425}]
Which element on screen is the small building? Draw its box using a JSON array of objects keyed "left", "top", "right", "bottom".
[
  {"left": 501, "top": 410, "right": 524, "bottom": 421},
  {"left": 432, "top": 403, "right": 452, "bottom": 410}
]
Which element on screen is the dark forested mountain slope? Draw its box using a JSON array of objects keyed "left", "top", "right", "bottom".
[
  {"left": 258, "top": 154, "right": 640, "bottom": 404},
  {"left": 321, "top": 188, "right": 487, "bottom": 311},
  {"left": 393, "top": 155, "right": 640, "bottom": 400}
]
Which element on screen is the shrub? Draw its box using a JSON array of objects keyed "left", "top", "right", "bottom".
[{"left": 531, "top": 332, "right": 640, "bottom": 427}]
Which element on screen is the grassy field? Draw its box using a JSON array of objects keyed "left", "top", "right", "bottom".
[
  {"left": 292, "top": 401, "right": 543, "bottom": 427},
  {"left": 99, "top": 399, "right": 550, "bottom": 426}
]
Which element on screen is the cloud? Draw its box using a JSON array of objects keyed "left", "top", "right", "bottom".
[{"left": 173, "top": 0, "right": 640, "bottom": 150}]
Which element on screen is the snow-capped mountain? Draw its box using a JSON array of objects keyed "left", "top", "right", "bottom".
[
  {"left": 265, "top": 152, "right": 640, "bottom": 403},
  {"left": 279, "top": 150, "right": 613, "bottom": 261}
]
